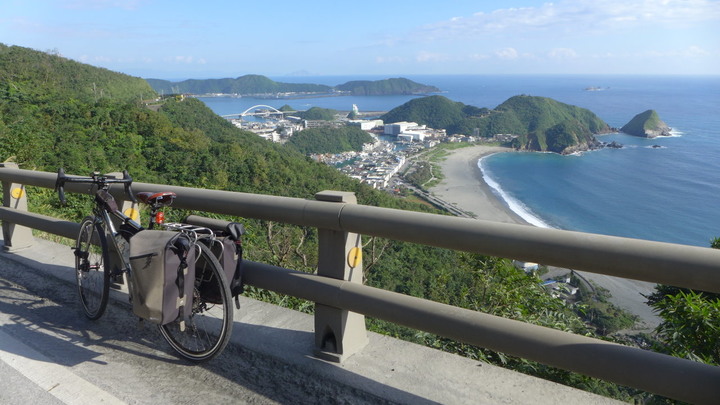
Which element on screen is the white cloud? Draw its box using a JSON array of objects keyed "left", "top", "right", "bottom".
[
  {"left": 468, "top": 53, "right": 490, "bottom": 60},
  {"left": 642, "top": 45, "right": 712, "bottom": 58},
  {"left": 684, "top": 45, "right": 711, "bottom": 57},
  {"left": 495, "top": 47, "right": 519, "bottom": 60},
  {"left": 415, "top": 0, "right": 720, "bottom": 40},
  {"left": 63, "top": 0, "right": 145, "bottom": 11},
  {"left": 548, "top": 48, "right": 578, "bottom": 59},
  {"left": 375, "top": 55, "right": 407, "bottom": 64},
  {"left": 416, "top": 51, "right": 450, "bottom": 62},
  {"left": 161, "top": 56, "right": 208, "bottom": 65}
]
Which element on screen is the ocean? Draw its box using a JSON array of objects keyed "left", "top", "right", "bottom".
[{"left": 199, "top": 75, "right": 720, "bottom": 248}]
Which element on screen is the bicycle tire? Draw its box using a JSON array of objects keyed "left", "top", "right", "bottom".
[
  {"left": 159, "top": 242, "right": 233, "bottom": 362},
  {"left": 75, "top": 216, "right": 110, "bottom": 320}
]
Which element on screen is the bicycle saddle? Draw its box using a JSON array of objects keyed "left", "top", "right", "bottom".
[{"left": 136, "top": 191, "right": 177, "bottom": 207}]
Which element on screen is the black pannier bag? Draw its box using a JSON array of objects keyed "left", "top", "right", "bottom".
[
  {"left": 200, "top": 222, "right": 245, "bottom": 309},
  {"left": 129, "top": 230, "right": 195, "bottom": 325}
]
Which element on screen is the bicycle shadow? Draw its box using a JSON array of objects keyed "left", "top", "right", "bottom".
[
  {"left": 0, "top": 250, "right": 438, "bottom": 404},
  {"left": 0, "top": 258, "right": 189, "bottom": 367}
]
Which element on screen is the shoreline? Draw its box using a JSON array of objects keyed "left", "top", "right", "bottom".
[
  {"left": 427, "top": 144, "right": 661, "bottom": 331},
  {"left": 428, "top": 145, "right": 527, "bottom": 225}
]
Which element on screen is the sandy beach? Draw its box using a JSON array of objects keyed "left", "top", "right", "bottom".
[
  {"left": 428, "top": 145, "right": 661, "bottom": 331},
  {"left": 429, "top": 145, "right": 524, "bottom": 224}
]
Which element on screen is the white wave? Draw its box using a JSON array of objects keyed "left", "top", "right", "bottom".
[
  {"left": 668, "top": 128, "right": 684, "bottom": 137},
  {"left": 478, "top": 156, "right": 553, "bottom": 229}
]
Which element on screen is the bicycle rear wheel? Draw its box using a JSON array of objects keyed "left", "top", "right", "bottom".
[
  {"left": 75, "top": 216, "right": 110, "bottom": 320},
  {"left": 159, "top": 243, "right": 233, "bottom": 362}
]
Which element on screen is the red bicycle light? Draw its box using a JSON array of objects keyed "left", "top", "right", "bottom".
[{"left": 155, "top": 211, "right": 165, "bottom": 224}]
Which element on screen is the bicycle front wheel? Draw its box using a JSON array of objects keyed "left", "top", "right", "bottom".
[
  {"left": 75, "top": 216, "right": 110, "bottom": 320},
  {"left": 159, "top": 243, "right": 233, "bottom": 362}
]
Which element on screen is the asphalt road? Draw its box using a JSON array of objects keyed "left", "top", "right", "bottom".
[
  {"left": 0, "top": 251, "right": 388, "bottom": 405},
  {"left": 0, "top": 236, "right": 625, "bottom": 405}
]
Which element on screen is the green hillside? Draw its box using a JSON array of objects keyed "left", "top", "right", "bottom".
[
  {"left": 381, "top": 94, "right": 610, "bottom": 154},
  {"left": 0, "top": 44, "right": 653, "bottom": 401},
  {"left": 286, "top": 127, "right": 374, "bottom": 154},
  {"left": 0, "top": 44, "right": 153, "bottom": 103},
  {"left": 295, "top": 106, "right": 339, "bottom": 121},
  {"left": 379, "top": 95, "right": 474, "bottom": 134},
  {"left": 492, "top": 95, "right": 609, "bottom": 153},
  {"left": 146, "top": 74, "right": 332, "bottom": 95}
]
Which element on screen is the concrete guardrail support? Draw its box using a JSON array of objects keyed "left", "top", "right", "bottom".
[
  {"left": 1, "top": 162, "right": 34, "bottom": 251},
  {"left": 313, "top": 190, "right": 368, "bottom": 362}
]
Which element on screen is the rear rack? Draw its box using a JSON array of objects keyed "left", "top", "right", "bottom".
[{"left": 161, "top": 223, "right": 214, "bottom": 244}]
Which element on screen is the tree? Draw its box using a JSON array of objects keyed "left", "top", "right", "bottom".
[{"left": 646, "top": 238, "right": 720, "bottom": 365}]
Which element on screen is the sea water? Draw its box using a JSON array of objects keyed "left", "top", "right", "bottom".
[{"left": 199, "top": 75, "right": 720, "bottom": 247}]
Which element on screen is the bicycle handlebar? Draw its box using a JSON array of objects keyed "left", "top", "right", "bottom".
[{"left": 55, "top": 168, "right": 137, "bottom": 204}]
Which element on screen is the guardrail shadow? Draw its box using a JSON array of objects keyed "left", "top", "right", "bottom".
[{"left": 0, "top": 248, "right": 439, "bottom": 404}]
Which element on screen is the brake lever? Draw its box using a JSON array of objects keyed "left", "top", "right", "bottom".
[
  {"left": 122, "top": 170, "right": 137, "bottom": 203},
  {"left": 55, "top": 168, "right": 67, "bottom": 204}
]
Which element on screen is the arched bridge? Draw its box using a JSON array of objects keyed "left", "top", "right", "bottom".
[{"left": 222, "top": 105, "right": 290, "bottom": 120}]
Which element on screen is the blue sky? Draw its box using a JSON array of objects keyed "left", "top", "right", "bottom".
[{"left": 2, "top": 0, "right": 718, "bottom": 79}]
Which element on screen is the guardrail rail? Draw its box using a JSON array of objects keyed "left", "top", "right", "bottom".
[{"left": 1, "top": 163, "right": 719, "bottom": 404}]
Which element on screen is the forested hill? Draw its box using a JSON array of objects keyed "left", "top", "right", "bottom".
[
  {"left": 492, "top": 95, "right": 610, "bottom": 153},
  {"left": 381, "top": 95, "right": 610, "bottom": 154},
  {"left": 286, "top": 127, "right": 374, "bottom": 154},
  {"left": 0, "top": 43, "right": 154, "bottom": 102},
  {"left": 0, "top": 44, "right": 420, "bottom": 206},
  {"left": 146, "top": 75, "right": 439, "bottom": 96}
]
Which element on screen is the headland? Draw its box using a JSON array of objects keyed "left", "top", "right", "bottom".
[{"left": 427, "top": 145, "right": 661, "bottom": 331}]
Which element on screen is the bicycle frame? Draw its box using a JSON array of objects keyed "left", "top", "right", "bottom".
[
  {"left": 57, "top": 168, "right": 235, "bottom": 361},
  {"left": 57, "top": 171, "right": 142, "bottom": 281},
  {"left": 92, "top": 197, "right": 142, "bottom": 282}
]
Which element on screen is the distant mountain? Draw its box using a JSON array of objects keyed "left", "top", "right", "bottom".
[
  {"left": 146, "top": 74, "right": 332, "bottom": 95},
  {"left": 146, "top": 75, "right": 439, "bottom": 96},
  {"left": 334, "top": 78, "right": 440, "bottom": 95},
  {"left": 381, "top": 95, "right": 611, "bottom": 154},
  {"left": 620, "top": 110, "right": 671, "bottom": 138}
]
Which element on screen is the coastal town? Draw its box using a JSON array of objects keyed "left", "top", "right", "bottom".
[{"left": 228, "top": 104, "right": 489, "bottom": 191}]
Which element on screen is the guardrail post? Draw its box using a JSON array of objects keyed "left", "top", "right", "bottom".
[
  {"left": 314, "top": 190, "right": 368, "bottom": 362},
  {"left": 0, "top": 162, "right": 34, "bottom": 250}
]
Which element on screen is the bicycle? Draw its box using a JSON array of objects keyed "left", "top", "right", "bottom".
[{"left": 55, "top": 169, "right": 233, "bottom": 361}]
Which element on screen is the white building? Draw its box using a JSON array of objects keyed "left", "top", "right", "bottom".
[
  {"left": 384, "top": 121, "right": 418, "bottom": 135},
  {"left": 399, "top": 130, "right": 428, "bottom": 142},
  {"left": 348, "top": 119, "right": 383, "bottom": 130}
]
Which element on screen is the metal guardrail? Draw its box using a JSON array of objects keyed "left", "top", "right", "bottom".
[{"left": 1, "top": 165, "right": 719, "bottom": 404}]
